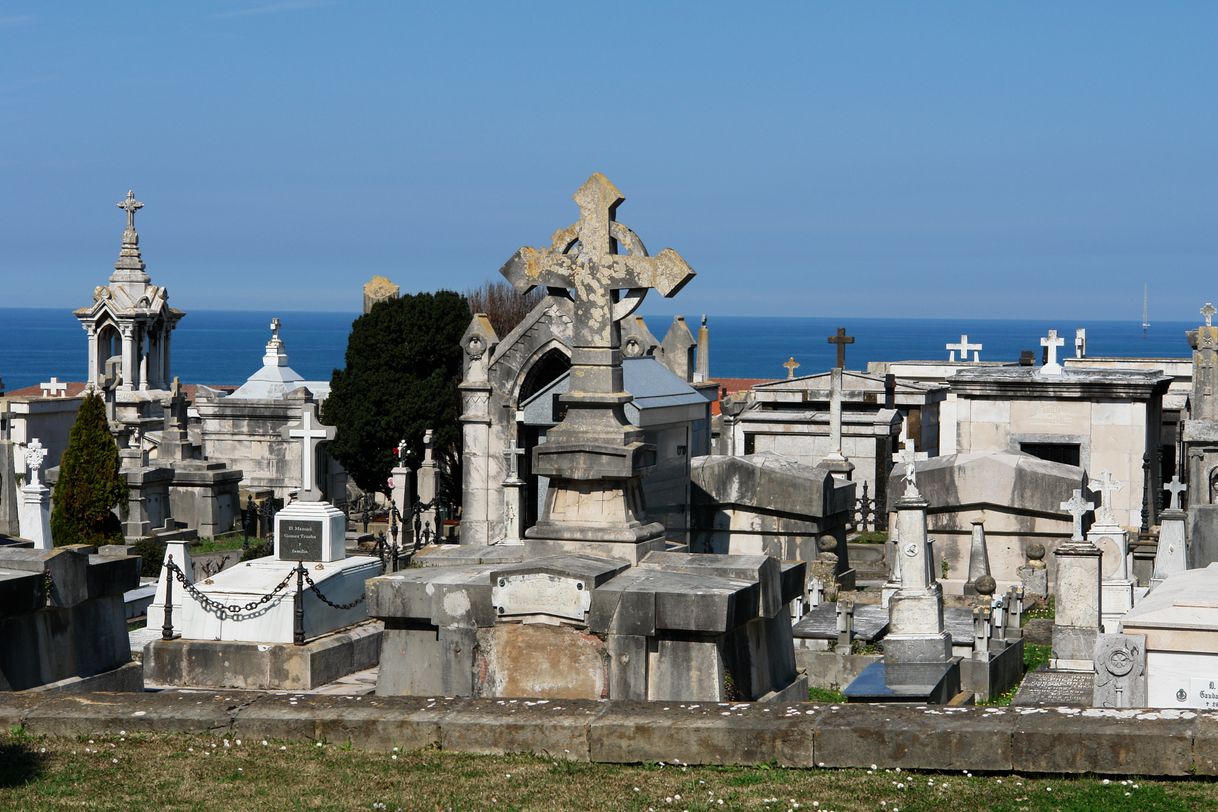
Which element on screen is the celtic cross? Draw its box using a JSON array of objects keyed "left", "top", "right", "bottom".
[
  {"left": 1164, "top": 477, "right": 1187, "bottom": 512},
  {"left": 783, "top": 356, "right": 800, "bottom": 379},
  {"left": 1087, "top": 471, "right": 1125, "bottom": 526},
  {"left": 117, "top": 190, "right": 143, "bottom": 231},
  {"left": 1060, "top": 489, "right": 1095, "bottom": 541},
  {"left": 24, "top": 438, "right": 48, "bottom": 486}
]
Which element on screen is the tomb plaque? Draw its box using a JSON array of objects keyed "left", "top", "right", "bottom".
[
  {"left": 492, "top": 572, "right": 591, "bottom": 622},
  {"left": 1011, "top": 670, "right": 1094, "bottom": 706},
  {"left": 278, "top": 519, "right": 324, "bottom": 561},
  {"left": 1186, "top": 678, "right": 1218, "bottom": 709}
]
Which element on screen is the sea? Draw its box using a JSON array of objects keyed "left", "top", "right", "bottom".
[{"left": 0, "top": 307, "right": 1196, "bottom": 392}]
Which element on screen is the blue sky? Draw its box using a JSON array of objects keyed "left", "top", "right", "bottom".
[{"left": 1, "top": 2, "right": 1214, "bottom": 320}]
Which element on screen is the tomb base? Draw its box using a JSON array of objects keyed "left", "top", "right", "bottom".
[
  {"left": 274, "top": 501, "right": 347, "bottom": 563},
  {"left": 1050, "top": 625, "right": 1098, "bottom": 671},
  {"left": 143, "top": 621, "right": 382, "bottom": 691},
  {"left": 1101, "top": 579, "right": 1134, "bottom": 634},
  {"left": 523, "top": 536, "right": 681, "bottom": 566},
  {"left": 369, "top": 551, "right": 806, "bottom": 702},
  {"left": 843, "top": 659, "right": 962, "bottom": 704},
  {"left": 883, "top": 632, "right": 953, "bottom": 665}
]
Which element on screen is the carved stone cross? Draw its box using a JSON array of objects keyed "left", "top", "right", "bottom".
[
  {"left": 116, "top": 190, "right": 143, "bottom": 231},
  {"left": 827, "top": 327, "right": 854, "bottom": 369},
  {"left": 24, "top": 438, "right": 48, "bottom": 486},
  {"left": 40, "top": 377, "right": 68, "bottom": 398},
  {"left": 1164, "top": 476, "right": 1187, "bottom": 512},
  {"left": 892, "top": 438, "right": 927, "bottom": 499},
  {"left": 1040, "top": 329, "right": 1065, "bottom": 375},
  {"left": 945, "top": 334, "right": 982, "bottom": 363},
  {"left": 783, "top": 356, "right": 800, "bottom": 379},
  {"left": 1060, "top": 489, "right": 1095, "bottom": 541},
  {"left": 1203, "top": 302, "right": 1216, "bottom": 328},
  {"left": 1087, "top": 471, "right": 1125, "bottom": 526},
  {"left": 270, "top": 317, "right": 281, "bottom": 341},
  {"left": 280, "top": 401, "right": 335, "bottom": 502}
]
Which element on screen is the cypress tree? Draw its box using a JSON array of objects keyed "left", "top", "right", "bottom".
[
  {"left": 51, "top": 391, "right": 127, "bottom": 546},
  {"left": 322, "top": 290, "right": 468, "bottom": 498}
]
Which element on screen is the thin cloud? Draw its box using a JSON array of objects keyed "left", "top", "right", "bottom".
[{"left": 212, "top": 0, "right": 330, "bottom": 19}]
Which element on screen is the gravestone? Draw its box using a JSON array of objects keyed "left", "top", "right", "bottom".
[
  {"left": 1039, "top": 329, "right": 1065, "bottom": 375},
  {"left": 963, "top": 520, "right": 991, "bottom": 596},
  {"left": 1093, "top": 632, "right": 1147, "bottom": 708},
  {"left": 1012, "top": 670, "right": 1094, "bottom": 706},
  {"left": 1152, "top": 481, "right": 1188, "bottom": 589},
  {"left": 946, "top": 334, "right": 982, "bottom": 363},
  {"left": 1051, "top": 489, "right": 1102, "bottom": 671},
  {"left": 1088, "top": 471, "right": 1133, "bottom": 632},
  {"left": 18, "top": 438, "right": 52, "bottom": 551},
  {"left": 272, "top": 401, "right": 345, "bottom": 562}
]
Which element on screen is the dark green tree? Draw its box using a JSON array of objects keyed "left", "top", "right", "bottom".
[
  {"left": 323, "top": 290, "right": 468, "bottom": 500},
  {"left": 51, "top": 391, "right": 127, "bottom": 546}
]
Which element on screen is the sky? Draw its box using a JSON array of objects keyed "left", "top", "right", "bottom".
[{"left": 0, "top": 2, "right": 1215, "bottom": 320}]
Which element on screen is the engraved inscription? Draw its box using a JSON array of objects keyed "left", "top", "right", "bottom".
[
  {"left": 492, "top": 572, "right": 591, "bottom": 622},
  {"left": 278, "top": 519, "right": 324, "bottom": 561}
]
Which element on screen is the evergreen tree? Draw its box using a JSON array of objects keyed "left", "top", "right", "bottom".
[
  {"left": 51, "top": 391, "right": 127, "bottom": 546},
  {"left": 322, "top": 290, "right": 468, "bottom": 499}
]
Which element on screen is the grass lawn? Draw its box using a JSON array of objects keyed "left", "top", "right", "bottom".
[{"left": 2, "top": 731, "right": 1217, "bottom": 811}]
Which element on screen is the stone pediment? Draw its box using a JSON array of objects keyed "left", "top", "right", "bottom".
[{"left": 753, "top": 370, "right": 946, "bottom": 406}]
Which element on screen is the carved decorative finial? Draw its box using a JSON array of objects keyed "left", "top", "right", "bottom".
[
  {"left": 117, "top": 190, "right": 143, "bottom": 232},
  {"left": 24, "top": 438, "right": 48, "bottom": 486},
  {"left": 1203, "top": 302, "right": 1216, "bottom": 328}
]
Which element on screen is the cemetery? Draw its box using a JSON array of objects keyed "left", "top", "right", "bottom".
[{"left": 1, "top": 7, "right": 1216, "bottom": 801}]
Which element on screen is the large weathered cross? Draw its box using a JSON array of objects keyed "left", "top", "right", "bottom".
[
  {"left": 280, "top": 401, "right": 336, "bottom": 502},
  {"left": 1040, "top": 329, "right": 1065, "bottom": 375},
  {"left": 783, "top": 356, "right": 800, "bottom": 379},
  {"left": 945, "top": 334, "right": 982, "bottom": 363},
  {"left": 827, "top": 327, "right": 854, "bottom": 369},
  {"left": 1060, "top": 489, "right": 1095, "bottom": 541},
  {"left": 1164, "top": 476, "right": 1187, "bottom": 512},
  {"left": 499, "top": 174, "right": 695, "bottom": 401},
  {"left": 1087, "top": 471, "right": 1124, "bottom": 526},
  {"left": 116, "top": 190, "right": 143, "bottom": 231},
  {"left": 1203, "top": 303, "right": 1216, "bottom": 328}
]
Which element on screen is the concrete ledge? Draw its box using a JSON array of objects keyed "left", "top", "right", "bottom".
[{"left": 0, "top": 692, "right": 1210, "bottom": 776}]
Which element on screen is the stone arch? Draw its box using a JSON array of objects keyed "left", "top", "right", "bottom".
[{"left": 517, "top": 346, "right": 571, "bottom": 406}]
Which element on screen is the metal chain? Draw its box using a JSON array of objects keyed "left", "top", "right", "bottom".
[
  {"left": 167, "top": 561, "right": 294, "bottom": 617},
  {"left": 301, "top": 567, "right": 368, "bottom": 611}
]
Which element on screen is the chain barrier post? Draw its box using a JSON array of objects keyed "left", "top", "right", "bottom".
[
  {"left": 294, "top": 562, "right": 306, "bottom": 646},
  {"left": 162, "top": 555, "right": 176, "bottom": 640}
]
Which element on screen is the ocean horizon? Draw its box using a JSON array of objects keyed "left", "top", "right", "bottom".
[{"left": 0, "top": 307, "right": 1196, "bottom": 393}]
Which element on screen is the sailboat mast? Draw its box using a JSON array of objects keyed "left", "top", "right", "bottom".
[{"left": 1142, "top": 283, "right": 1150, "bottom": 334}]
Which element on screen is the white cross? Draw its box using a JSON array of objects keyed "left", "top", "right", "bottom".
[
  {"left": 280, "top": 401, "right": 335, "bottom": 501},
  {"left": 270, "top": 317, "right": 281, "bottom": 340},
  {"left": 1203, "top": 303, "right": 1216, "bottom": 328},
  {"left": 40, "top": 377, "right": 68, "bottom": 398},
  {"left": 1164, "top": 476, "right": 1187, "bottom": 511},
  {"left": 1087, "top": 471, "right": 1124, "bottom": 526},
  {"left": 1060, "top": 489, "right": 1095, "bottom": 541},
  {"left": 945, "top": 334, "right": 982, "bottom": 363},
  {"left": 1040, "top": 329, "right": 1065, "bottom": 375},
  {"left": 24, "top": 438, "right": 48, "bottom": 486},
  {"left": 892, "top": 438, "right": 928, "bottom": 498},
  {"left": 1074, "top": 328, "right": 1087, "bottom": 359}
]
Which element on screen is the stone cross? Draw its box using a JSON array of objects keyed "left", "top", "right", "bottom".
[
  {"left": 116, "top": 190, "right": 143, "bottom": 231},
  {"left": 827, "top": 327, "right": 854, "bottom": 369},
  {"left": 270, "top": 317, "right": 281, "bottom": 341},
  {"left": 499, "top": 174, "right": 695, "bottom": 401},
  {"left": 504, "top": 446, "right": 525, "bottom": 482},
  {"left": 783, "top": 356, "right": 800, "bottom": 379},
  {"left": 281, "top": 401, "right": 335, "bottom": 502},
  {"left": 396, "top": 438, "right": 408, "bottom": 460},
  {"left": 24, "top": 438, "right": 48, "bottom": 486},
  {"left": 1087, "top": 471, "right": 1125, "bottom": 527},
  {"left": 422, "top": 428, "right": 434, "bottom": 464},
  {"left": 1060, "top": 489, "right": 1095, "bottom": 541},
  {"left": 1040, "top": 329, "right": 1065, "bottom": 375},
  {"left": 826, "top": 367, "right": 847, "bottom": 460},
  {"left": 1203, "top": 302, "right": 1216, "bottom": 328},
  {"left": 1164, "top": 476, "right": 1187, "bottom": 512},
  {"left": 39, "top": 377, "right": 68, "bottom": 398},
  {"left": 945, "top": 334, "right": 982, "bottom": 363},
  {"left": 892, "top": 439, "right": 927, "bottom": 499}
]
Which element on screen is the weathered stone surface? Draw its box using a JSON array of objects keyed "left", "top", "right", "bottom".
[
  {"left": 479, "top": 623, "right": 607, "bottom": 700},
  {"left": 234, "top": 694, "right": 447, "bottom": 751},
  {"left": 22, "top": 691, "right": 239, "bottom": 737},
  {"left": 440, "top": 698, "right": 604, "bottom": 761},
  {"left": 1010, "top": 707, "right": 1196, "bottom": 775},
  {"left": 814, "top": 703, "right": 1013, "bottom": 771},
  {"left": 590, "top": 701, "right": 814, "bottom": 767}
]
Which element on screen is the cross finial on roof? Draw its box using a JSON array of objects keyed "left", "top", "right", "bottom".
[
  {"left": 270, "top": 317, "right": 281, "bottom": 340},
  {"left": 1164, "top": 476, "right": 1187, "bottom": 511},
  {"left": 827, "top": 327, "right": 854, "bottom": 369},
  {"left": 1060, "top": 488, "right": 1095, "bottom": 540},
  {"left": 1040, "top": 329, "right": 1065, "bottom": 375},
  {"left": 783, "top": 356, "right": 800, "bottom": 379},
  {"left": 1203, "top": 303, "right": 1216, "bottom": 328},
  {"left": 116, "top": 190, "right": 143, "bottom": 231},
  {"left": 39, "top": 377, "right": 68, "bottom": 398},
  {"left": 945, "top": 334, "right": 982, "bottom": 363}
]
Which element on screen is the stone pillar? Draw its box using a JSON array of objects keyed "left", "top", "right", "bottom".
[
  {"left": 500, "top": 448, "right": 525, "bottom": 545},
  {"left": 963, "top": 520, "right": 990, "bottom": 595},
  {"left": 417, "top": 431, "right": 439, "bottom": 540},
  {"left": 822, "top": 367, "right": 855, "bottom": 480},
  {"left": 0, "top": 441, "right": 19, "bottom": 537},
  {"left": 85, "top": 324, "right": 99, "bottom": 387},
  {"left": 1151, "top": 508, "right": 1187, "bottom": 589},
  {"left": 885, "top": 494, "right": 951, "bottom": 664},
  {"left": 161, "top": 325, "right": 172, "bottom": 386},
  {"left": 1051, "top": 538, "right": 1103, "bottom": 671},
  {"left": 1018, "top": 541, "right": 1049, "bottom": 602},
  {"left": 694, "top": 315, "right": 710, "bottom": 384},
  {"left": 458, "top": 315, "right": 496, "bottom": 546},
  {"left": 390, "top": 462, "right": 413, "bottom": 530},
  {"left": 119, "top": 324, "right": 136, "bottom": 391},
  {"left": 19, "top": 481, "right": 52, "bottom": 551},
  {"left": 1090, "top": 522, "right": 1133, "bottom": 633}
]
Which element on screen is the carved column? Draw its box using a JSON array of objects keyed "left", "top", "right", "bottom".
[
  {"left": 119, "top": 324, "right": 136, "bottom": 391},
  {"left": 458, "top": 315, "right": 497, "bottom": 546}
]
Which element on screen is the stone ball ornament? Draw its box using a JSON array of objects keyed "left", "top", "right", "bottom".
[{"left": 974, "top": 575, "right": 997, "bottom": 596}]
